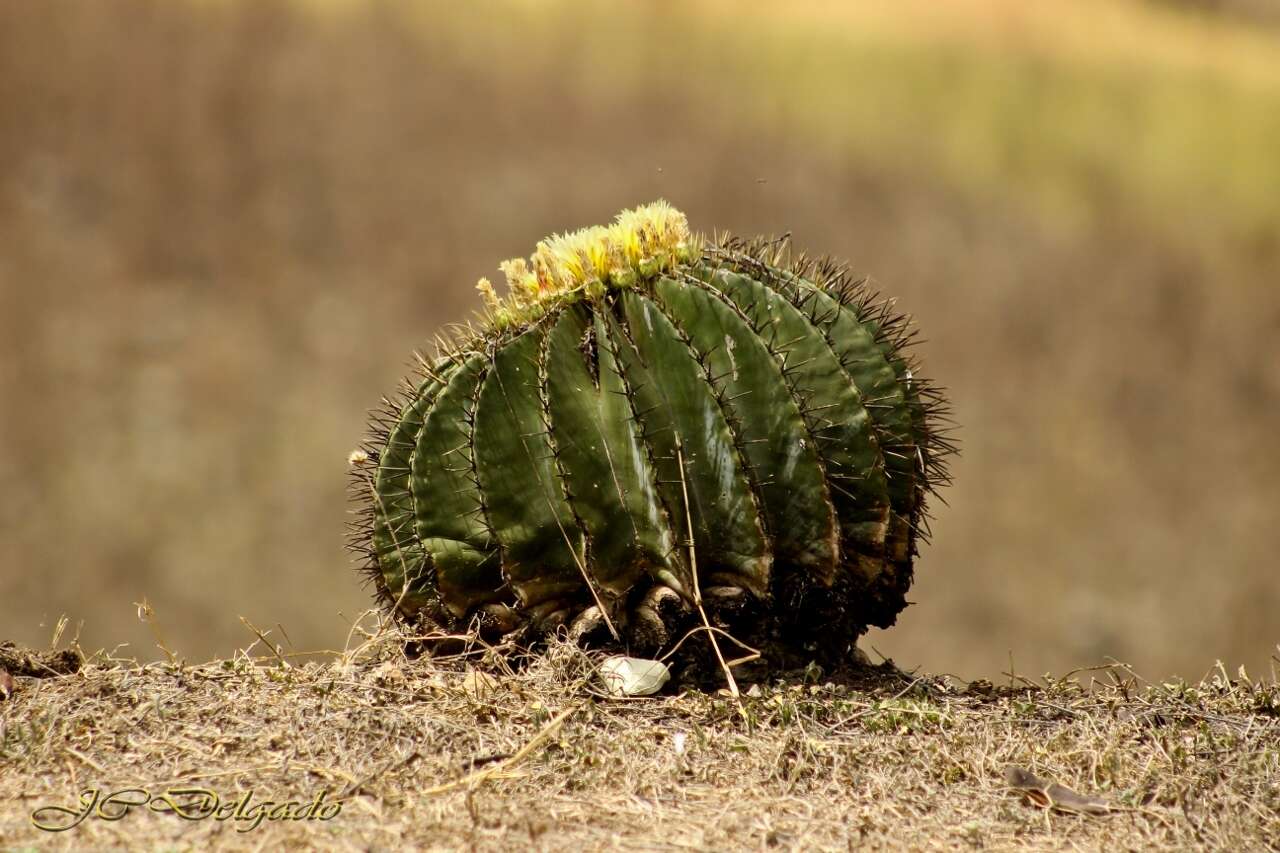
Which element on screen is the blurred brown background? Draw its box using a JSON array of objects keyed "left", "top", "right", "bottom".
[{"left": 2, "top": 0, "right": 1277, "bottom": 680}]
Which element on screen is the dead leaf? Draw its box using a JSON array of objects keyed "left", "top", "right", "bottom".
[
  {"left": 461, "top": 669, "right": 500, "bottom": 700},
  {"left": 598, "top": 657, "right": 670, "bottom": 697},
  {"left": 0, "top": 667, "right": 13, "bottom": 700},
  {"left": 1004, "top": 766, "right": 1113, "bottom": 816},
  {"left": 371, "top": 659, "right": 406, "bottom": 687}
]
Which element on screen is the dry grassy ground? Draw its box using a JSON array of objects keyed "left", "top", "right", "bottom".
[{"left": 2, "top": 628, "right": 1278, "bottom": 851}]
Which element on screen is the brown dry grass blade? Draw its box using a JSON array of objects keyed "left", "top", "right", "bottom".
[{"left": 1004, "top": 766, "right": 1114, "bottom": 816}]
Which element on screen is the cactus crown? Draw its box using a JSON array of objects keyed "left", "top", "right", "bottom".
[{"left": 475, "top": 200, "right": 702, "bottom": 329}]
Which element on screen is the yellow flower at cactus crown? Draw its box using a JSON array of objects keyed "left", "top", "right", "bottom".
[{"left": 475, "top": 200, "right": 701, "bottom": 329}]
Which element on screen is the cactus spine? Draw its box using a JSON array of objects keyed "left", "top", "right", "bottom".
[{"left": 351, "top": 202, "right": 953, "bottom": 659}]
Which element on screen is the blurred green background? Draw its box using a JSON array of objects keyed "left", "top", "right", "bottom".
[{"left": 2, "top": 0, "right": 1277, "bottom": 679}]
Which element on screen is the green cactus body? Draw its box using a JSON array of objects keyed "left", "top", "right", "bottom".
[
  {"left": 352, "top": 202, "right": 952, "bottom": 657},
  {"left": 543, "top": 305, "right": 681, "bottom": 600}
]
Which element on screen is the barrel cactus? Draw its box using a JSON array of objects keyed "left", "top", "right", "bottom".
[{"left": 350, "top": 202, "right": 953, "bottom": 663}]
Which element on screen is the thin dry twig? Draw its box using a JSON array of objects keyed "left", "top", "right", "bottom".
[{"left": 675, "top": 440, "right": 748, "bottom": 710}]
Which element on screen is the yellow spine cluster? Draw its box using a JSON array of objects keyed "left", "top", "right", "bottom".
[{"left": 475, "top": 200, "right": 701, "bottom": 329}]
